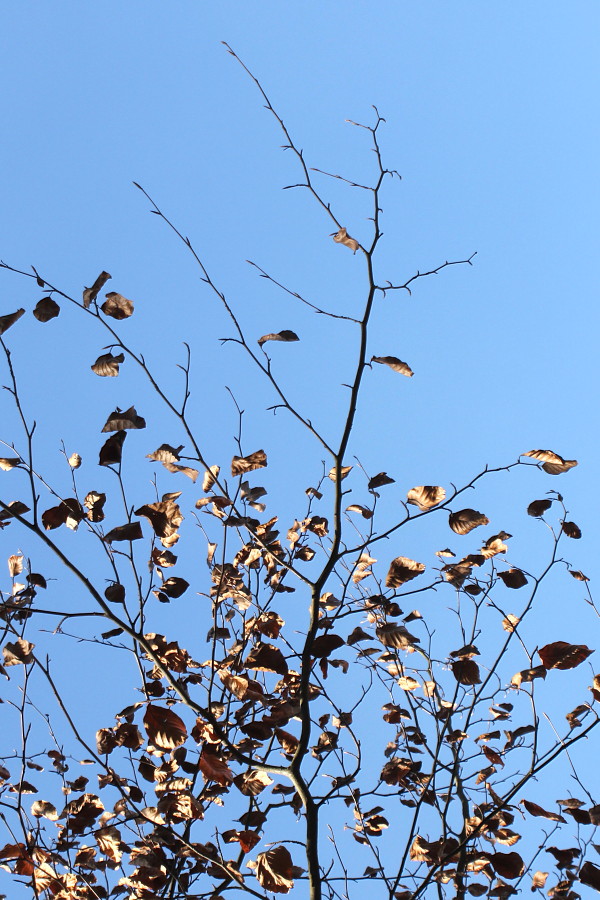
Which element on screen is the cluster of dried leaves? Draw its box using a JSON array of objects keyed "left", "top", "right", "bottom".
[{"left": 0, "top": 60, "right": 598, "bottom": 900}]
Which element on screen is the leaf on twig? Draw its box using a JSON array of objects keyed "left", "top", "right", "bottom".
[
  {"left": 522, "top": 449, "right": 577, "bottom": 475},
  {"left": 449, "top": 509, "right": 489, "bottom": 535},
  {"left": 527, "top": 499, "right": 552, "bottom": 517},
  {"left": 371, "top": 356, "right": 414, "bottom": 377},
  {"left": 520, "top": 799, "right": 566, "bottom": 823},
  {"left": 91, "top": 352, "right": 125, "bottom": 377},
  {"left": 231, "top": 450, "right": 267, "bottom": 476},
  {"left": 376, "top": 624, "right": 419, "bottom": 650},
  {"left": 68, "top": 453, "right": 81, "bottom": 468},
  {"left": 0, "top": 500, "right": 30, "bottom": 521},
  {"left": 251, "top": 846, "right": 295, "bottom": 894},
  {"left": 258, "top": 330, "right": 299, "bottom": 346},
  {"left": 101, "top": 292, "right": 134, "bottom": 319},
  {"left": 202, "top": 465, "right": 220, "bottom": 492},
  {"left": 332, "top": 227, "right": 359, "bottom": 253},
  {"left": 451, "top": 659, "right": 481, "bottom": 685},
  {"left": 561, "top": 520, "right": 582, "bottom": 539},
  {"left": 83, "top": 271, "right": 111, "bottom": 308},
  {"left": 143, "top": 705, "right": 187, "bottom": 751},
  {"left": 99, "top": 431, "right": 126, "bottom": 466},
  {"left": 245, "top": 643, "right": 288, "bottom": 675},
  {"left": 3, "top": 638, "right": 34, "bottom": 666},
  {"left": 538, "top": 641, "right": 593, "bottom": 670},
  {"left": 329, "top": 465, "right": 352, "bottom": 482},
  {"left": 198, "top": 750, "right": 233, "bottom": 786},
  {"left": 0, "top": 458, "right": 21, "bottom": 471},
  {"left": 42, "top": 499, "right": 83, "bottom": 531},
  {"left": 497, "top": 569, "right": 528, "bottom": 589},
  {"left": 33, "top": 298, "right": 60, "bottom": 322},
  {"left": 0, "top": 309, "right": 25, "bottom": 335},
  {"left": 103, "top": 522, "right": 143, "bottom": 543},
  {"left": 368, "top": 472, "right": 395, "bottom": 490},
  {"left": 407, "top": 485, "right": 446, "bottom": 511},
  {"left": 511, "top": 666, "right": 547, "bottom": 688},
  {"left": 101, "top": 406, "right": 146, "bottom": 432},
  {"left": 346, "top": 504, "right": 373, "bottom": 519},
  {"left": 386, "top": 556, "right": 425, "bottom": 588},
  {"left": 135, "top": 498, "right": 183, "bottom": 548},
  {"left": 8, "top": 554, "right": 23, "bottom": 577}
]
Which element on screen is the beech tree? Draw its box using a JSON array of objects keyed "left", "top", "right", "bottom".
[{"left": 0, "top": 47, "right": 599, "bottom": 900}]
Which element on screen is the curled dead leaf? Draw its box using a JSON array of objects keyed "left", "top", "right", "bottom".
[
  {"left": 258, "top": 330, "right": 299, "bottom": 346},
  {"left": 386, "top": 556, "right": 425, "bottom": 588},
  {"left": 449, "top": 509, "right": 489, "bottom": 535},
  {"left": 231, "top": 450, "right": 267, "bottom": 476},
  {"left": 252, "top": 846, "right": 295, "bottom": 894},
  {"left": 538, "top": 641, "right": 593, "bottom": 670},
  {"left": 527, "top": 498, "right": 552, "bottom": 517},
  {"left": 407, "top": 485, "right": 446, "bottom": 511},
  {"left": 33, "top": 297, "right": 60, "bottom": 322},
  {"left": 561, "top": 520, "right": 582, "bottom": 539},
  {"left": 329, "top": 465, "right": 352, "bottom": 482},
  {"left": 497, "top": 569, "right": 528, "bottom": 589},
  {"left": 101, "top": 406, "right": 146, "bottom": 432},
  {"left": 0, "top": 309, "right": 25, "bottom": 335},
  {"left": 83, "top": 271, "right": 111, "bottom": 308},
  {"left": 332, "top": 227, "right": 359, "bottom": 253},
  {"left": 91, "top": 352, "right": 125, "bottom": 377},
  {"left": 99, "top": 431, "right": 126, "bottom": 466},
  {"left": 143, "top": 705, "right": 187, "bottom": 751},
  {"left": 371, "top": 356, "right": 414, "bottom": 377},
  {"left": 101, "top": 292, "right": 134, "bottom": 319},
  {"left": 523, "top": 449, "right": 577, "bottom": 475}
]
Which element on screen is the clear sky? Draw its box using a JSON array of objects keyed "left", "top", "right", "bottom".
[{"left": 1, "top": 3, "right": 599, "bottom": 897}]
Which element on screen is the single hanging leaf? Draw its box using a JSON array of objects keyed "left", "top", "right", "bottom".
[
  {"left": 84, "top": 491, "right": 106, "bottom": 522},
  {"left": 91, "top": 352, "right": 125, "bottom": 377},
  {"left": 538, "top": 641, "right": 593, "bottom": 670},
  {"left": 527, "top": 498, "right": 552, "bottom": 517},
  {"left": 0, "top": 309, "right": 25, "bottom": 335},
  {"left": 452, "top": 659, "right": 481, "bottom": 685},
  {"left": 202, "top": 465, "right": 220, "bottom": 491},
  {"left": 386, "top": 556, "right": 425, "bottom": 588},
  {"left": 449, "top": 509, "right": 489, "bottom": 535},
  {"left": 33, "top": 297, "right": 60, "bottom": 322},
  {"left": 520, "top": 799, "right": 566, "bottom": 823},
  {"left": 31, "top": 800, "right": 58, "bottom": 821},
  {"left": 346, "top": 504, "right": 373, "bottom": 519},
  {"left": 101, "top": 292, "right": 134, "bottom": 319},
  {"left": 99, "top": 431, "right": 126, "bottom": 466},
  {"left": 8, "top": 554, "right": 23, "bottom": 576},
  {"left": 68, "top": 453, "right": 82, "bottom": 468},
  {"left": 147, "top": 444, "right": 183, "bottom": 464},
  {"left": 143, "top": 705, "right": 187, "bottom": 751},
  {"left": 103, "top": 522, "right": 143, "bottom": 543},
  {"left": 376, "top": 624, "right": 419, "bottom": 650},
  {"left": 522, "top": 449, "right": 577, "bottom": 475},
  {"left": 252, "top": 846, "right": 295, "bottom": 894},
  {"left": 407, "top": 485, "right": 446, "bottom": 511},
  {"left": 580, "top": 861, "right": 600, "bottom": 891},
  {"left": 371, "top": 356, "right": 414, "bottom": 377},
  {"left": 328, "top": 465, "right": 352, "bottom": 482},
  {"left": 245, "top": 643, "right": 288, "bottom": 675},
  {"left": 231, "top": 449, "right": 267, "bottom": 476},
  {"left": 0, "top": 500, "right": 30, "bottom": 521},
  {"left": 331, "top": 227, "right": 359, "bottom": 253},
  {"left": 368, "top": 472, "right": 395, "bottom": 490},
  {"left": 561, "top": 520, "right": 582, "bottom": 539},
  {"left": 101, "top": 406, "right": 146, "bottom": 432},
  {"left": 258, "top": 330, "right": 299, "bottom": 346},
  {"left": 135, "top": 498, "right": 183, "bottom": 548},
  {"left": 83, "top": 271, "right": 111, "bottom": 308},
  {"left": 569, "top": 569, "right": 589, "bottom": 581},
  {"left": 0, "top": 458, "right": 21, "bottom": 471},
  {"left": 3, "top": 638, "right": 35, "bottom": 665},
  {"left": 497, "top": 569, "right": 528, "bottom": 589}
]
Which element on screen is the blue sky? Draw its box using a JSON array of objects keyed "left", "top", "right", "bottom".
[{"left": 1, "top": 3, "right": 599, "bottom": 897}]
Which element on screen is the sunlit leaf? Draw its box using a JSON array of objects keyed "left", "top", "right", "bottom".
[
  {"left": 234, "top": 769, "right": 273, "bottom": 796},
  {"left": 511, "top": 666, "right": 547, "bottom": 688},
  {"left": 332, "top": 227, "right": 359, "bottom": 253},
  {"left": 523, "top": 449, "right": 577, "bottom": 475},
  {"left": 258, "top": 330, "right": 299, "bottom": 346},
  {"left": 386, "top": 556, "right": 425, "bottom": 588},
  {"left": 101, "top": 292, "right": 134, "bottom": 319},
  {"left": 0, "top": 308, "right": 25, "bottom": 335},
  {"left": 377, "top": 624, "right": 419, "bottom": 650},
  {"left": 538, "top": 641, "right": 593, "bottom": 670},
  {"left": 346, "top": 504, "right": 373, "bottom": 519},
  {"left": 328, "top": 464, "right": 352, "bottom": 482},
  {"left": 91, "top": 351, "right": 125, "bottom": 376},
  {"left": 3, "top": 638, "right": 34, "bottom": 666},
  {"left": 252, "top": 846, "right": 295, "bottom": 894},
  {"left": 31, "top": 800, "right": 58, "bottom": 821},
  {"left": 520, "top": 799, "right": 566, "bottom": 823},
  {"left": 569, "top": 569, "right": 589, "bottom": 582},
  {"left": 143, "top": 705, "right": 187, "bottom": 750},
  {"left": 101, "top": 406, "right": 146, "bottom": 432},
  {"left": 231, "top": 450, "right": 267, "bottom": 476},
  {"left": 0, "top": 458, "right": 21, "bottom": 471},
  {"left": 33, "top": 297, "right": 60, "bottom": 322},
  {"left": 135, "top": 498, "right": 182, "bottom": 548},
  {"left": 198, "top": 750, "right": 233, "bottom": 786},
  {"left": 8, "top": 554, "right": 23, "bottom": 577},
  {"left": 371, "top": 356, "right": 414, "bottom": 377},
  {"left": 0, "top": 500, "right": 30, "bottom": 521},
  {"left": 83, "top": 271, "right": 111, "bottom": 308},
  {"left": 84, "top": 491, "right": 106, "bottom": 522},
  {"left": 449, "top": 509, "right": 489, "bottom": 535},
  {"left": 407, "top": 485, "right": 446, "bottom": 511}
]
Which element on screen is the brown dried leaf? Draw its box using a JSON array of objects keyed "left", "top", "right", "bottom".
[
  {"left": 258, "top": 330, "right": 299, "bottom": 346},
  {"left": 502, "top": 614, "right": 520, "bottom": 632},
  {"left": 527, "top": 499, "right": 552, "bottom": 517},
  {"left": 368, "top": 471, "right": 395, "bottom": 490},
  {"left": 103, "top": 522, "right": 143, "bottom": 543},
  {"left": 8, "top": 554, "right": 23, "bottom": 577},
  {"left": 407, "top": 485, "right": 446, "bottom": 511},
  {"left": 490, "top": 851, "right": 524, "bottom": 880},
  {"left": 497, "top": 569, "right": 528, "bottom": 589},
  {"left": 452, "top": 659, "right": 481, "bottom": 685},
  {"left": 0, "top": 308, "right": 25, "bottom": 335},
  {"left": 33, "top": 297, "right": 60, "bottom": 322},
  {"left": 538, "top": 641, "right": 593, "bottom": 670},
  {"left": 143, "top": 705, "right": 187, "bottom": 751},
  {"left": 0, "top": 457, "right": 21, "bottom": 471},
  {"left": 371, "top": 356, "right": 414, "bottom": 377},
  {"left": 101, "top": 405, "right": 146, "bottom": 432},
  {"left": 135, "top": 498, "right": 183, "bottom": 547},
  {"left": 231, "top": 450, "right": 267, "bottom": 476},
  {"left": 198, "top": 750, "right": 233, "bottom": 786},
  {"left": 311, "top": 633, "right": 345, "bottom": 658},
  {"left": 83, "top": 271, "right": 111, "bottom": 308},
  {"left": 531, "top": 871, "right": 549, "bottom": 890},
  {"left": 386, "top": 556, "right": 425, "bottom": 588},
  {"left": 91, "top": 352, "right": 125, "bottom": 376},
  {"left": 42, "top": 498, "right": 83, "bottom": 531},
  {"left": 99, "top": 430, "right": 126, "bottom": 466},
  {"left": 449, "top": 509, "right": 489, "bottom": 535},
  {"left": 523, "top": 449, "right": 578, "bottom": 475},
  {"left": 511, "top": 665, "right": 547, "bottom": 688},
  {"left": 3, "top": 638, "right": 35, "bottom": 666},
  {"left": 520, "top": 799, "right": 566, "bottom": 823},
  {"left": 234, "top": 769, "right": 273, "bottom": 796},
  {"left": 0, "top": 500, "right": 30, "bottom": 521},
  {"left": 253, "top": 846, "right": 295, "bottom": 894},
  {"left": 376, "top": 624, "right": 419, "bottom": 650},
  {"left": 202, "top": 465, "right": 220, "bottom": 491},
  {"left": 245, "top": 643, "right": 288, "bottom": 675},
  {"left": 346, "top": 504, "right": 373, "bottom": 519},
  {"left": 397, "top": 676, "right": 419, "bottom": 691},
  {"left": 332, "top": 227, "right": 359, "bottom": 253},
  {"left": 580, "top": 861, "right": 600, "bottom": 891},
  {"left": 480, "top": 531, "right": 511, "bottom": 558},
  {"left": 329, "top": 465, "right": 352, "bottom": 482},
  {"left": 569, "top": 569, "right": 589, "bottom": 582},
  {"left": 101, "top": 292, "right": 134, "bottom": 319},
  {"left": 31, "top": 800, "right": 58, "bottom": 820},
  {"left": 561, "top": 520, "right": 582, "bottom": 539},
  {"left": 84, "top": 491, "right": 106, "bottom": 522}
]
